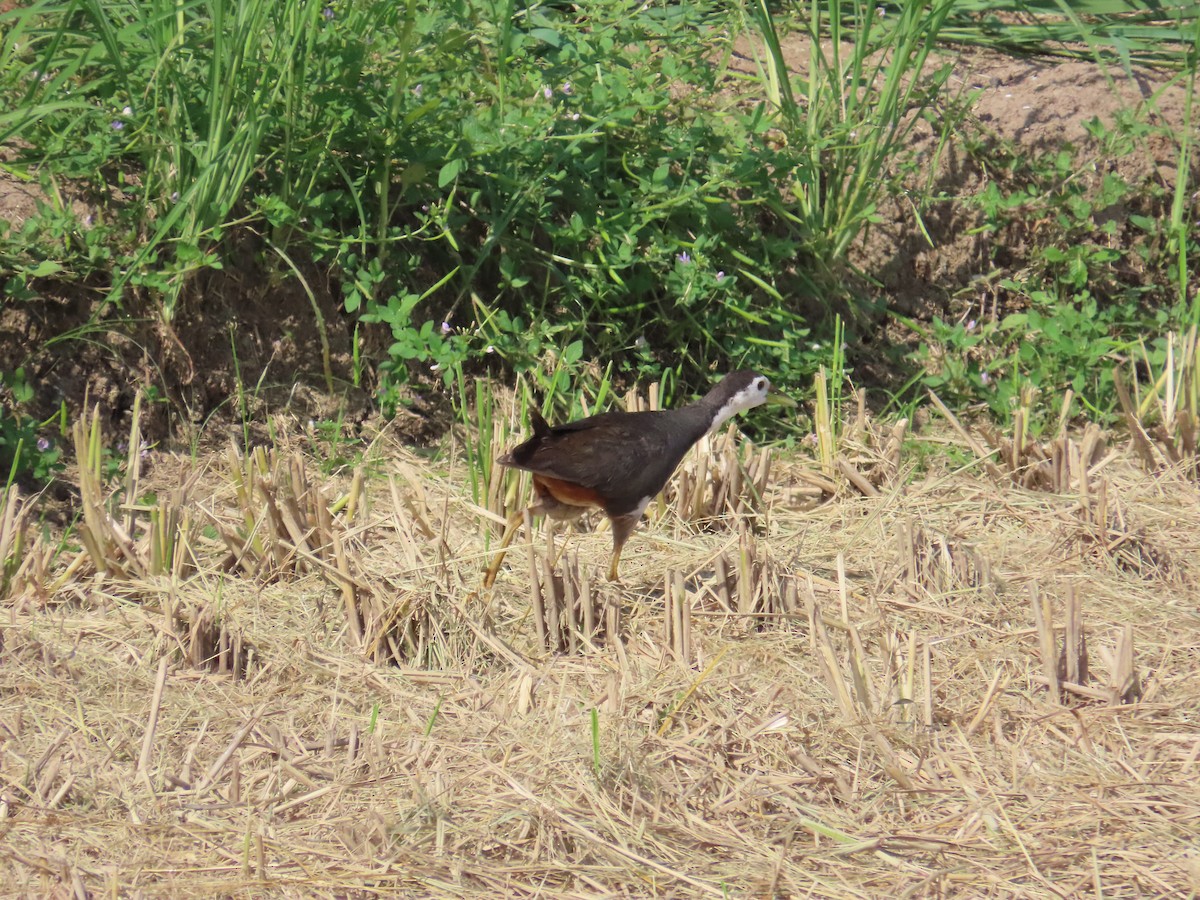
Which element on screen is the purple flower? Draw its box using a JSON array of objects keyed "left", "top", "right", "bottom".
[
  {"left": 322, "top": 6, "right": 335, "bottom": 20},
  {"left": 111, "top": 120, "right": 124, "bottom": 131},
  {"left": 36, "top": 437, "right": 50, "bottom": 452},
  {"left": 980, "top": 371, "right": 990, "bottom": 385},
  {"left": 541, "top": 85, "right": 553, "bottom": 100},
  {"left": 676, "top": 251, "right": 691, "bottom": 265},
  {"left": 966, "top": 319, "right": 977, "bottom": 332},
  {"left": 413, "top": 83, "right": 423, "bottom": 98},
  {"left": 440, "top": 321, "right": 453, "bottom": 335},
  {"left": 561, "top": 82, "right": 573, "bottom": 96},
  {"left": 715, "top": 270, "right": 725, "bottom": 282}
]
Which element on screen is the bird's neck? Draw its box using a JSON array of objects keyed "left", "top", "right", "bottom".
[
  {"left": 702, "top": 385, "right": 758, "bottom": 435},
  {"left": 682, "top": 395, "right": 739, "bottom": 440},
  {"left": 705, "top": 400, "right": 742, "bottom": 435}
]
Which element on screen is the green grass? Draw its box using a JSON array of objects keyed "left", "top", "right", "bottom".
[
  {"left": 746, "top": 0, "right": 957, "bottom": 267},
  {"left": 1, "top": 0, "right": 1198, "bottom": 480},
  {"left": 1, "top": 0, "right": 841, "bottom": 400},
  {"left": 904, "top": 97, "right": 1198, "bottom": 429},
  {"left": 936, "top": 0, "right": 1200, "bottom": 69}
]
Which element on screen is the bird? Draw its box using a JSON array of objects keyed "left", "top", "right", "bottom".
[{"left": 482, "top": 370, "right": 795, "bottom": 586}]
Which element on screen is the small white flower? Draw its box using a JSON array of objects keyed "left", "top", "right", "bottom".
[{"left": 122, "top": 105, "right": 132, "bottom": 116}]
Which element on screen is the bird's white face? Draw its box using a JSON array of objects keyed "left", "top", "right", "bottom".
[
  {"left": 733, "top": 374, "right": 771, "bottom": 412},
  {"left": 709, "top": 374, "right": 771, "bottom": 432}
]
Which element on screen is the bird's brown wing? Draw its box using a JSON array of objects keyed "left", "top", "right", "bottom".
[{"left": 507, "top": 412, "right": 682, "bottom": 504}]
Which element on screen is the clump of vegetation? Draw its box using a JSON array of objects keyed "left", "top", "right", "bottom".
[
  {"left": 907, "top": 105, "right": 1198, "bottom": 428},
  {"left": 1, "top": 0, "right": 979, "bottom": 432},
  {"left": 2, "top": 0, "right": 840, "bottom": 404},
  {"left": 0, "top": 369, "right": 62, "bottom": 486},
  {"left": 1, "top": 0, "right": 1197, "bottom": 463}
]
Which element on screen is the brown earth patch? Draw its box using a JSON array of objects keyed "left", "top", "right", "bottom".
[{"left": 0, "top": 231, "right": 446, "bottom": 453}]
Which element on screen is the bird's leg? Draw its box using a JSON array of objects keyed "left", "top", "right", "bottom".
[
  {"left": 607, "top": 515, "right": 641, "bottom": 583},
  {"left": 482, "top": 509, "right": 527, "bottom": 588}
]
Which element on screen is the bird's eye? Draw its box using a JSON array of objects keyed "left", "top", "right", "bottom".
[{"left": 755, "top": 378, "right": 767, "bottom": 391}]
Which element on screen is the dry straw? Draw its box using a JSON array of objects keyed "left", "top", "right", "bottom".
[{"left": 1, "top": 390, "right": 1198, "bottom": 897}]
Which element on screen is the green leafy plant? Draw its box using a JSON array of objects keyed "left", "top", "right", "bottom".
[
  {"left": 906, "top": 293, "right": 1145, "bottom": 427},
  {"left": 399, "top": 0, "right": 822, "bottom": 391},
  {"left": 908, "top": 94, "right": 1196, "bottom": 427},
  {"left": 1, "top": 370, "right": 63, "bottom": 486},
  {"left": 3, "top": 0, "right": 830, "bottom": 404}
]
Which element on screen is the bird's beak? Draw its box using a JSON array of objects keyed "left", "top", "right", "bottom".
[{"left": 764, "top": 389, "right": 798, "bottom": 408}]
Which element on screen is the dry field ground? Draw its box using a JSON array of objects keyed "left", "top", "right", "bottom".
[
  {"left": 2, "top": 397, "right": 1198, "bottom": 898},
  {"left": 3, "top": 24, "right": 1200, "bottom": 900}
]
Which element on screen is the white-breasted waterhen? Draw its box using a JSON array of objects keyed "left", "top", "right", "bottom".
[{"left": 483, "top": 370, "right": 796, "bottom": 586}]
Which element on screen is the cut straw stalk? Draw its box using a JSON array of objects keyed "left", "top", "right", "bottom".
[
  {"left": 137, "top": 657, "right": 169, "bottom": 777},
  {"left": 663, "top": 570, "right": 692, "bottom": 665}
]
